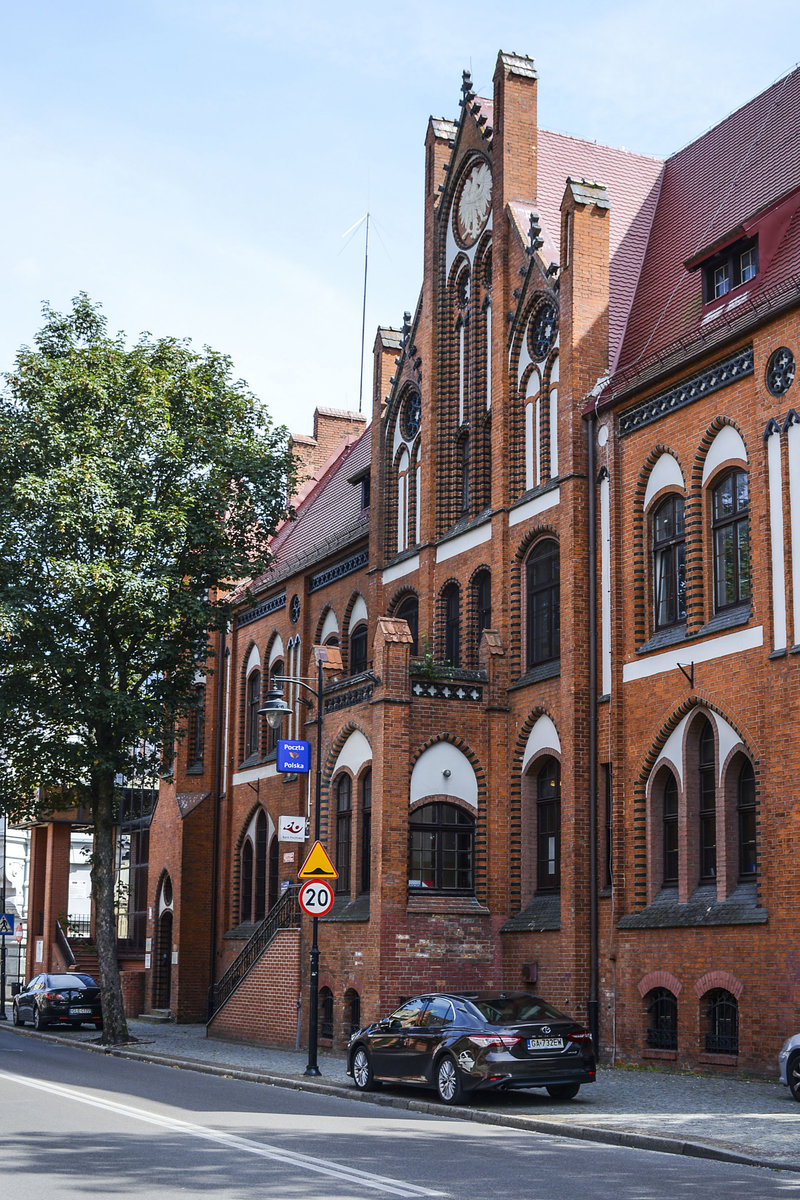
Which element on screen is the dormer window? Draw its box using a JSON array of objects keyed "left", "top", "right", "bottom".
[{"left": 702, "top": 237, "right": 758, "bottom": 303}]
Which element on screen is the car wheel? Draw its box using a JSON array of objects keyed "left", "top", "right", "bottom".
[
  {"left": 546, "top": 1082, "right": 581, "bottom": 1100},
  {"left": 788, "top": 1052, "right": 800, "bottom": 1102},
  {"left": 12, "top": 1003, "right": 24, "bottom": 1027},
  {"left": 33, "top": 1004, "right": 45, "bottom": 1031},
  {"left": 436, "top": 1054, "right": 465, "bottom": 1105},
  {"left": 351, "top": 1046, "right": 378, "bottom": 1091}
]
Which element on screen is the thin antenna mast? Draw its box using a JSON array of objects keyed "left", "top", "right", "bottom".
[{"left": 358, "top": 212, "right": 370, "bottom": 413}]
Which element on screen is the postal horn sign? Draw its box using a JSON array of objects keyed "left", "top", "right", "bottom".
[{"left": 298, "top": 840, "right": 338, "bottom": 880}]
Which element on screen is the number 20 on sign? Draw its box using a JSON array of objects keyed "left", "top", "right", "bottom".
[{"left": 298, "top": 879, "right": 335, "bottom": 917}]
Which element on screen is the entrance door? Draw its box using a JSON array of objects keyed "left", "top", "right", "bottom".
[{"left": 152, "top": 909, "right": 173, "bottom": 1010}]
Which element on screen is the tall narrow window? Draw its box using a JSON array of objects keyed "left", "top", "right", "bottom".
[
  {"left": 396, "top": 594, "right": 419, "bottom": 656},
  {"left": 526, "top": 539, "right": 560, "bottom": 668},
  {"left": 653, "top": 494, "right": 686, "bottom": 628},
  {"left": 442, "top": 583, "right": 461, "bottom": 666},
  {"left": 254, "top": 810, "right": 267, "bottom": 921},
  {"left": 705, "top": 989, "right": 738, "bottom": 1054},
  {"left": 646, "top": 988, "right": 677, "bottom": 1050},
  {"left": 240, "top": 840, "right": 253, "bottom": 924},
  {"left": 663, "top": 772, "right": 678, "bottom": 885},
  {"left": 474, "top": 569, "right": 491, "bottom": 657},
  {"left": 350, "top": 624, "right": 368, "bottom": 675},
  {"left": 245, "top": 669, "right": 261, "bottom": 760},
  {"left": 536, "top": 758, "right": 560, "bottom": 893},
  {"left": 712, "top": 469, "right": 750, "bottom": 610},
  {"left": 737, "top": 759, "right": 757, "bottom": 878},
  {"left": 699, "top": 720, "right": 716, "bottom": 881},
  {"left": 319, "top": 987, "right": 334, "bottom": 1041},
  {"left": 335, "top": 775, "right": 352, "bottom": 894},
  {"left": 360, "top": 769, "right": 372, "bottom": 893},
  {"left": 187, "top": 684, "right": 205, "bottom": 771},
  {"left": 268, "top": 834, "right": 279, "bottom": 911},
  {"left": 267, "top": 659, "right": 283, "bottom": 754}
]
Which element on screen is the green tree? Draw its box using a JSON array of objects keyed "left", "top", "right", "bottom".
[{"left": 0, "top": 295, "right": 294, "bottom": 1043}]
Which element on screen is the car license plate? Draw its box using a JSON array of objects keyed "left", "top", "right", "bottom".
[
  {"left": 70, "top": 1008, "right": 92, "bottom": 1015},
  {"left": 527, "top": 1036, "right": 563, "bottom": 1050}
]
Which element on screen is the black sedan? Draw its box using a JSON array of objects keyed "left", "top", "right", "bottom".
[
  {"left": 347, "top": 991, "right": 595, "bottom": 1105},
  {"left": 12, "top": 973, "right": 103, "bottom": 1031}
]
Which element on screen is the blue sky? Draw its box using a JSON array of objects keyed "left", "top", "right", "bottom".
[{"left": 1, "top": 1, "right": 797, "bottom": 435}]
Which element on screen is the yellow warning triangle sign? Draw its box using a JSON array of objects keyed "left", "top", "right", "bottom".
[{"left": 298, "top": 840, "right": 338, "bottom": 880}]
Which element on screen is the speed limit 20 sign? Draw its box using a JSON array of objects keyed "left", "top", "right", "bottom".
[{"left": 298, "top": 879, "right": 335, "bottom": 917}]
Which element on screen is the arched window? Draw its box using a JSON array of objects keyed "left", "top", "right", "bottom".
[
  {"left": 335, "top": 775, "right": 352, "bottom": 894},
  {"left": 653, "top": 494, "right": 686, "bottom": 628},
  {"left": 345, "top": 988, "right": 361, "bottom": 1038},
  {"left": 240, "top": 839, "right": 253, "bottom": 924},
  {"left": 396, "top": 595, "right": 419, "bottom": 655},
  {"left": 254, "top": 810, "right": 267, "bottom": 921},
  {"left": 536, "top": 758, "right": 560, "bottom": 893},
  {"left": 712, "top": 468, "right": 751, "bottom": 610},
  {"left": 442, "top": 583, "right": 461, "bottom": 666},
  {"left": 698, "top": 719, "right": 716, "bottom": 881},
  {"left": 349, "top": 623, "right": 368, "bottom": 676},
  {"left": 245, "top": 669, "right": 261, "bottom": 760},
  {"left": 268, "top": 834, "right": 279, "bottom": 911},
  {"left": 526, "top": 539, "right": 560, "bottom": 668},
  {"left": 319, "top": 986, "right": 334, "bottom": 1041},
  {"left": 267, "top": 658, "right": 283, "bottom": 754},
  {"left": 645, "top": 988, "right": 677, "bottom": 1050},
  {"left": 360, "top": 769, "right": 372, "bottom": 893},
  {"left": 409, "top": 802, "right": 474, "bottom": 893},
  {"left": 737, "top": 759, "right": 757, "bottom": 878},
  {"left": 473, "top": 569, "right": 491, "bottom": 660},
  {"left": 663, "top": 772, "right": 679, "bottom": 885},
  {"left": 704, "top": 989, "right": 738, "bottom": 1054},
  {"left": 187, "top": 683, "right": 205, "bottom": 771}
]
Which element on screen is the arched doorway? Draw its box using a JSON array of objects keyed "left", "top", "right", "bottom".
[{"left": 152, "top": 908, "right": 173, "bottom": 1010}]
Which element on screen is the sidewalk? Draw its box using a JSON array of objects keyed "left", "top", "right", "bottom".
[{"left": 9, "top": 1019, "right": 800, "bottom": 1174}]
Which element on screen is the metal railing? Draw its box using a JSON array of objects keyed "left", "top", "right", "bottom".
[
  {"left": 207, "top": 886, "right": 301, "bottom": 1021},
  {"left": 55, "top": 920, "right": 76, "bottom": 967}
]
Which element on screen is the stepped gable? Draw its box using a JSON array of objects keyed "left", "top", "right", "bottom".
[{"left": 615, "top": 65, "right": 800, "bottom": 384}]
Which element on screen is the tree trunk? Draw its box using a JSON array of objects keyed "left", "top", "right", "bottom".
[{"left": 91, "top": 770, "right": 132, "bottom": 1044}]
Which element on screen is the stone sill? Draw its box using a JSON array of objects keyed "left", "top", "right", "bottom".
[
  {"left": 406, "top": 895, "right": 490, "bottom": 916},
  {"left": 698, "top": 1052, "right": 738, "bottom": 1068},
  {"left": 642, "top": 1048, "right": 677, "bottom": 1062}
]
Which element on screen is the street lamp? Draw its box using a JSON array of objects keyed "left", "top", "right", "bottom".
[{"left": 260, "top": 644, "right": 342, "bottom": 1077}]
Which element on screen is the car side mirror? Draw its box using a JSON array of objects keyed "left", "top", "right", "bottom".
[{"left": 389, "top": 1018, "right": 402, "bottom": 1032}]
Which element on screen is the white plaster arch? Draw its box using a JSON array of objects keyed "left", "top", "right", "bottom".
[
  {"left": 410, "top": 743, "right": 478, "bottom": 808},
  {"left": 245, "top": 643, "right": 261, "bottom": 675},
  {"left": 268, "top": 635, "right": 285, "bottom": 667},
  {"left": 332, "top": 729, "right": 372, "bottom": 779},
  {"left": 702, "top": 425, "right": 748, "bottom": 485},
  {"left": 650, "top": 709, "right": 742, "bottom": 789},
  {"left": 320, "top": 608, "right": 340, "bottom": 643},
  {"left": 644, "top": 453, "right": 685, "bottom": 509},
  {"left": 521, "top": 715, "right": 562, "bottom": 774},
  {"left": 349, "top": 594, "right": 368, "bottom": 629}
]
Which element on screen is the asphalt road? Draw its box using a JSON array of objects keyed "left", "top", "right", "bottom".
[{"left": 2, "top": 1028, "right": 799, "bottom": 1200}]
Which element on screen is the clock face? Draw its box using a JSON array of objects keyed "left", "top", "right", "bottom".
[{"left": 455, "top": 160, "right": 492, "bottom": 247}]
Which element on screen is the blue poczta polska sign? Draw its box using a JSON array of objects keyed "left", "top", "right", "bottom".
[{"left": 277, "top": 740, "right": 311, "bottom": 773}]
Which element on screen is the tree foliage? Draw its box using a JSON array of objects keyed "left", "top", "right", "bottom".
[{"left": 0, "top": 295, "right": 294, "bottom": 1039}]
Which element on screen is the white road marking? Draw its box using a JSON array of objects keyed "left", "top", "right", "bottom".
[{"left": 0, "top": 1069, "right": 445, "bottom": 1197}]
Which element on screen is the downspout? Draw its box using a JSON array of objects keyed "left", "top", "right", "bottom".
[
  {"left": 207, "top": 625, "right": 227, "bottom": 1016},
  {"left": 586, "top": 410, "right": 599, "bottom": 1052}
]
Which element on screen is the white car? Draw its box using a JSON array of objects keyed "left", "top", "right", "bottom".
[{"left": 778, "top": 1034, "right": 800, "bottom": 1101}]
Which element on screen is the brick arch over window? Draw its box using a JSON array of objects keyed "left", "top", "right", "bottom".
[
  {"left": 389, "top": 587, "right": 420, "bottom": 656},
  {"left": 630, "top": 696, "right": 757, "bottom": 910},
  {"left": 238, "top": 639, "right": 262, "bottom": 763},
  {"left": 631, "top": 444, "right": 687, "bottom": 646},
  {"left": 509, "top": 524, "right": 559, "bottom": 679},
  {"left": 314, "top": 604, "right": 340, "bottom": 647},
  {"left": 408, "top": 733, "right": 489, "bottom": 902},
  {"left": 506, "top": 705, "right": 559, "bottom": 914},
  {"left": 688, "top": 416, "right": 750, "bottom": 632},
  {"left": 638, "top": 970, "right": 682, "bottom": 997},
  {"left": 467, "top": 563, "right": 492, "bottom": 667},
  {"left": 436, "top": 576, "right": 462, "bottom": 666},
  {"left": 320, "top": 720, "right": 373, "bottom": 847},
  {"left": 694, "top": 970, "right": 743, "bottom": 1000},
  {"left": 342, "top": 591, "right": 368, "bottom": 676}
]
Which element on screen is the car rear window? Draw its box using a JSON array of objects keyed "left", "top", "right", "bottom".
[
  {"left": 469, "top": 995, "right": 569, "bottom": 1024},
  {"left": 48, "top": 975, "right": 95, "bottom": 989}
]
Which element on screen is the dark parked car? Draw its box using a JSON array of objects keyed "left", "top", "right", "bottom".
[
  {"left": 779, "top": 1033, "right": 800, "bottom": 1100},
  {"left": 12, "top": 973, "right": 103, "bottom": 1031},
  {"left": 347, "top": 991, "right": 595, "bottom": 1105}
]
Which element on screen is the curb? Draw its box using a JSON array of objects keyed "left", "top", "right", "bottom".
[{"left": 6, "top": 1025, "right": 799, "bottom": 1175}]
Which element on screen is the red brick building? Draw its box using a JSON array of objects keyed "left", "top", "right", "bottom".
[{"left": 26, "top": 51, "right": 800, "bottom": 1075}]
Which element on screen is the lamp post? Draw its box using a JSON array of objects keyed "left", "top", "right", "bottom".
[{"left": 260, "top": 644, "right": 341, "bottom": 1077}]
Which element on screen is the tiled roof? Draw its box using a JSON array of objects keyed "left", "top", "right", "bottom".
[
  {"left": 615, "top": 66, "right": 800, "bottom": 384},
  {"left": 535, "top": 129, "right": 664, "bottom": 371},
  {"left": 247, "top": 425, "right": 372, "bottom": 596}
]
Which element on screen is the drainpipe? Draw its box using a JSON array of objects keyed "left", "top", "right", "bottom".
[
  {"left": 587, "top": 412, "right": 599, "bottom": 1052},
  {"left": 207, "top": 626, "right": 227, "bottom": 1016}
]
